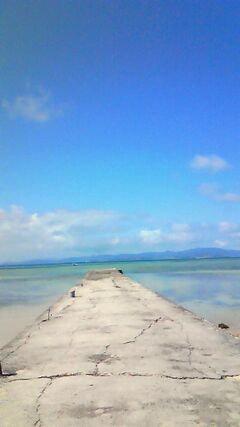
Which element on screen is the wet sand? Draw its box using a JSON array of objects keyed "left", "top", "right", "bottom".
[{"left": 0, "top": 304, "right": 48, "bottom": 349}]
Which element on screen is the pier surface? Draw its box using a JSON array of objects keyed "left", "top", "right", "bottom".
[{"left": 1, "top": 269, "right": 240, "bottom": 426}]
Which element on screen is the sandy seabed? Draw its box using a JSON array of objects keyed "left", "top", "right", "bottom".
[{"left": 0, "top": 304, "right": 47, "bottom": 349}]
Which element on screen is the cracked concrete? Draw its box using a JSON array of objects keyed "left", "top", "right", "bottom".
[
  {"left": 123, "top": 316, "right": 162, "bottom": 344},
  {"left": 1, "top": 269, "right": 240, "bottom": 426},
  {"left": 34, "top": 379, "right": 53, "bottom": 427}
]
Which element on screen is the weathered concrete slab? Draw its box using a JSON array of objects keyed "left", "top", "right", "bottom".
[
  {"left": 1, "top": 269, "right": 240, "bottom": 426},
  {"left": 85, "top": 268, "right": 123, "bottom": 280}
]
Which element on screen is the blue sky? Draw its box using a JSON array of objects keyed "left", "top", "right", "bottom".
[{"left": 1, "top": 0, "right": 240, "bottom": 261}]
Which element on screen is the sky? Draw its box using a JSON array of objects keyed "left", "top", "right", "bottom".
[{"left": 1, "top": 0, "right": 240, "bottom": 262}]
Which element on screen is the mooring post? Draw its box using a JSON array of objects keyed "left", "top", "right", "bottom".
[{"left": 0, "top": 362, "right": 3, "bottom": 376}]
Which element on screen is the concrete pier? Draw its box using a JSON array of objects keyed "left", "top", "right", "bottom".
[{"left": 1, "top": 269, "right": 240, "bottom": 426}]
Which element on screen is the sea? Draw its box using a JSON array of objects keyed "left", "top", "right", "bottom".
[{"left": 1, "top": 258, "right": 240, "bottom": 349}]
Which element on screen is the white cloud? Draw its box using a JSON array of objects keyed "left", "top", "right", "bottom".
[
  {"left": 190, "top": 155, "right": 230, "bottom": 172},
  {"left": 199, "top": 185, "right": 240, "bottom": 203},
  {"left": 218, "top": 222, "right": 234, "bottom": 232},
  {"left": 139, "top": 224, "right": 193, "bottom": 245},
  {"left": 214, "top": 240, "right": 228, "bottom": 248},
  {"left": 139, "top": 229, "right": 163, "bottom": 244},
  {"left": 2, "top": 89, "right": 61, "bottom": 122},
  {"left": 230, "top": 232, "right": 240, "bottom": 239},
  {"left": 111, "top": 237, "right": 120, "bottom": 245},
  {"left": 198, "top": 183, "right": 217, "bottom": 195},
  {"left": 216, "top": 192, "right": 240, "bottom": 202},
  {"left": 1, "top": 206, "right": 240, "bottom": 263},
  {"left": 138, "top": 222, "right": 240, "bottom": 250},
  {"left": 215, "top": 222, "right": 240, "bottom": 246},
  {"left": 0, "top": 207, "right": 122, "bottom": 262},
  {"left": 171, "top": 223, "right": 190, "bottom": 232}
]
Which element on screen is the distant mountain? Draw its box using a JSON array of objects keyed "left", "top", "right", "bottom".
[
  {"left": 68, "top": 247, "right": 240, "bottom": 262},
  {"left": 2, "top": 247, "right": 240, "bottom": 267}
]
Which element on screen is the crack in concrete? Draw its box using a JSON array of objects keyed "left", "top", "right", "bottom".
[
  {"left": 123, "top": 316, "right": 162, "bottom": 344},
  {"left": 34, "top": 379, "right": 53, "bottom": 427},
  {"left": 185, "top": 333, "right": 193, "bottom": 367},
  {"left": 66, "top": 322, "right": 81, "bottom": 353},
  {"left": 48, "top": 299, "right": 76, "bottom": 321},
  {"left": 1, "top": 329, "right": 34, "bottom": 362},
  {"left": 1, "top": 299, "right": 76, "bottom": 363},
  {"left": 4, "top": 371, "right": 240, "bottom": 383},
  {"left": 2, "top": 327, "right": 47, "bottom": 363},
  {"left": 160, "top": 373, "right": 240, "bottom": 380},
  {"left": 92, "top": 345, "right": 110, "bottom": 375},
  {"left": 112, "top": 279, "right": 121, "bottom": 289}
]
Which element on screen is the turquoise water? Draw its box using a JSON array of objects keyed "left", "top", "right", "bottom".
[{"left": 1, "top": 258, "right": 240, "bottom": 347}]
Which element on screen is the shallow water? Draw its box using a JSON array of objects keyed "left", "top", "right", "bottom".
[{"left": 1, "top": 258, "right": 240, "bottom": 348}]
